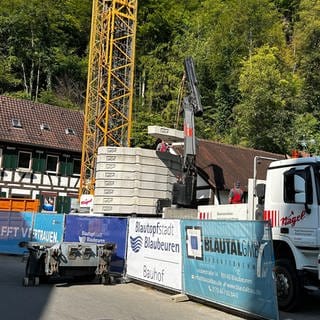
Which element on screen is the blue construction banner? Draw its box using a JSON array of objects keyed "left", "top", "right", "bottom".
[
  {"left": 32, "top": 213, "right": 65, "bottom": 243},
  {"left": 181, "top": 220, "right": 279, "bottom": 320},
  {"left": 0, "top": 211, "right": 34, "bottom": 254},
  {"left": 63, "top": 215, "right": 128, "bottom": 273}
]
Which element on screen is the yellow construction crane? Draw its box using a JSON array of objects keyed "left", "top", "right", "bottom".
[{"left": 80, "top": 0, "right": 138, "bottom": 198}]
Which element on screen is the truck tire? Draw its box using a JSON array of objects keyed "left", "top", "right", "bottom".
[{"left": 274, "top": 259, "right": 302, "bottom": 311}]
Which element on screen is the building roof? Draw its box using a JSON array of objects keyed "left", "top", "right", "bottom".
[
  {"left": 195, "top": 139, "right": 286, "bottom": 191},
  {"left": 0, "top": 96, "right": 84, "bottom": 153},
  {"left": 0, "top": 96, "right": 286, "bottom": 191}
]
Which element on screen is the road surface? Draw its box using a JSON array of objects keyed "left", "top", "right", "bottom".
[{"left": 0, "top": 254, "right": 319, "bottom": 320}]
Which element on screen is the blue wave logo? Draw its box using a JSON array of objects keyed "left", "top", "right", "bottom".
[{"left": 130, "top": 235, "right": 143, "bottom": 253}]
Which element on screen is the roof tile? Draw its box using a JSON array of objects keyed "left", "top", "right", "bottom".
[
  {"left": 0, "top": 96, "right": 84, "bottom": 152},
  {"left": 196, "top": 139, "right": 285, "bottom": 191},
  {"left": 0, "top": 96, "right": 286, "bottom": 191}
]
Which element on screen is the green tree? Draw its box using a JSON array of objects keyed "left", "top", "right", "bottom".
[
  {"left": 135, "top": 0, "right": 198, "bottom": 121},
  {"left": 232, "top": 45, "right": 302, "bottom": 153},
  {"left": 0, "top": 58, "right": 21, "bottom": 93},
  {"left": 131, "top": 109, "right": 167, "bottom": 148},
  {"left": 273, "top": 0, "right": 300, "bottom": 44},
  {"left": 0, "top": 0, "right": 91, "bottom": 107},
  {"left": 290, "top": 113, "right": 320, "bottom": 155},
  {"left": 178, "top": 0, "right": 286, "bottom": 141},
  {"left": 131, "top": 0, "right": 198, "bottom": 147},
  {"left": 294, "top": 0, "right": 320, "bottom": 114}
]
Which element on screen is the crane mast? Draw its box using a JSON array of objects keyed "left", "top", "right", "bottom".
[{"left": 80, "top": 0, "right": 138, "bottom": 197}]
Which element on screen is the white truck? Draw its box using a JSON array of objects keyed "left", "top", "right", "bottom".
[{"left": 198, "top": 156, "right": 320, "bottom": 311}]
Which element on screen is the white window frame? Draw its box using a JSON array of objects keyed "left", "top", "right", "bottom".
[
  {"left": 12, "top": 118, "right": 22, "bottom": 128},
  {"left": 40, "top": 123, "right": 50, "bottom": 131},
  {"left": 65, "top": 128, "right": 76, "bottom": 135},
  {"left": 17, "top": 151, "right": 32, "bottom": 172},
  {"left": 46, "top": 155, "right": 60, "bottom": 174}
]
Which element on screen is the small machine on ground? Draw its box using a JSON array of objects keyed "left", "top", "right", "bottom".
[{"left": 19, "top": 241, "right": 116, "bottom": 286}]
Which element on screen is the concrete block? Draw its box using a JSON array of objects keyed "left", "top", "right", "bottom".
[
  {"left": 94, "top": 187, "right": 171, "bottom": 199},
  {"left": 148, "top": 125, "right": 184, "bottom": 143},
  {"left": 95, "top": 171, "right": 135, "bottom": 180},
  {"left": 95, "top": 162, "right": 136, "bottom": 172},
  {"left": 93, "top": 204, "right": 157, "bottom": 215},
  {"left": 94, "top": 146, "right": 182, "bottom": 215},
  {"left": 95, "top": 179, "right": 171, "bottom": 190},
  {"left": 93, "top": 196, "right": 158, "bottom": 206}
]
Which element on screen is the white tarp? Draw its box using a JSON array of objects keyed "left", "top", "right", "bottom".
[{"left": 126, "top": 218, "right": 182, "bottom": 290}]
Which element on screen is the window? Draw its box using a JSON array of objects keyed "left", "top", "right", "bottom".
[
  {"left": 17, "top": 151, "right": 32, "bottom": 171},
  {"left": 73, "top": 159, "right": 81, "bottom": 175},
  {"left": 46, "top": 155, "right": 59, "bottom": 173},
  {"left": 65, "top": 128, "right": 76, "bottom": 135},
  {"left": 40, "top": 123, "right": 50, "bottom": 131},
  {"left": 284, "top": 167, "right": 312, "bottom": 204},
  {"left": 12, "top": 118, "right": 22, "bottom": 128}
]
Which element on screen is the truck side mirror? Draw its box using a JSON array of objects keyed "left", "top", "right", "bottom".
[{"left": 255, "top": 183, "right": 265, "bottom": 205}]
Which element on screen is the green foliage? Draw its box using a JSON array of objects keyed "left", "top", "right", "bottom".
[
  {"left": 0, "top": 0, "right": 91, "bottom": 107},
  {"left": 232, "top": 45, "right": 302, "bottom": 153},
  {"left": 291, "top": 113, "right": 320, "bottom": 155},
  {"left": 131, "top": 109, "right": 167, "bottom": 148},
  {"left": 294, "top": 0, "right": 320, "bottom": 113},
  {"left": 0, "top": 57, "right": 21, "bottom": 93},
  {"left": 273, "top": 0, "right": 300, "bottom": 43},
  {"left": 135, "top": 0, "right": 194, "bottom": 120},
  {"left": 172, "top": 0, "right": 286, "bottom": 140},
  {"left": 37, "top": 90, "right": 80, "bottom": 110}
]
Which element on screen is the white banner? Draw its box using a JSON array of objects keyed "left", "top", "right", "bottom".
[{"left": 126, "top": 218, "right": 182, "bottom": 290}]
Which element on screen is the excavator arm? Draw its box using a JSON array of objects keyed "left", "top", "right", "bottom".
[{"left": 173, "top": 57, "right": 203, "bottom": 208}]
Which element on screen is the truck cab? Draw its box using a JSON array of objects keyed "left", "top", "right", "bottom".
[
  {"left": 263, "top": 157, "right": 320, "bottom": 311},
  {"left": 197, "top": 156, "right": 320, "bottom": 311}
]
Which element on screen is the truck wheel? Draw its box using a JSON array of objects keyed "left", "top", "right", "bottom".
[{"left": 274, "top": 259, "right": 302, "bottom": 311}]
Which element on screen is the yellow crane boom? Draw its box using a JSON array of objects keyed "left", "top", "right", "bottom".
[{"left": 80, "top": 0, "right": 138, "bottom": 197}]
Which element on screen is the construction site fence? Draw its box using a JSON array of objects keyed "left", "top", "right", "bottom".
[
  {"left": 0, "top": 211, "right": 278, "bottom": 320},
  {"left": 0, "top": 211, "right": 127, "bottom": 273}
]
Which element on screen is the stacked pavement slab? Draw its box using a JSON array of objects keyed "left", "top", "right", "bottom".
[{"left": 94, "top": 147, "right": 182, "bottom": 215}]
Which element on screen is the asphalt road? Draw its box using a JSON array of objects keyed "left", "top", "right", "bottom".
[{"left": 0, "top": 254, "right": 320, "bottom": 320}]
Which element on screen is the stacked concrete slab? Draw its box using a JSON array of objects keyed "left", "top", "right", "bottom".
[{"left": 93, "top": 147, "right": 182, "bottom": 215}]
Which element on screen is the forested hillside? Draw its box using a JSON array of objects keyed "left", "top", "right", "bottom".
[{"left": 1, "top": 0, "right": 319, "bottom": 155}]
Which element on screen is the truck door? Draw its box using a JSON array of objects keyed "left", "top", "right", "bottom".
[{"left": 282, "top": 166, "right": 318, "bottom": 247}]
